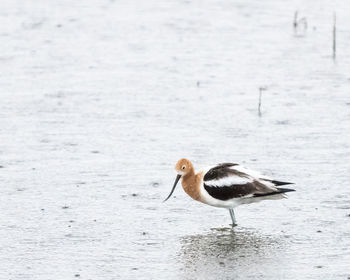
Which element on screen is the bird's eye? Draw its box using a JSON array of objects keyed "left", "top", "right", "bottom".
[{"left": 181, "top": 165, "right": 186, "bottom": 170}]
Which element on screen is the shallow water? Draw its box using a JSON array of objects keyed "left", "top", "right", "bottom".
[{"left": 1, "top": 0, "right": 350, "bottom": 279}]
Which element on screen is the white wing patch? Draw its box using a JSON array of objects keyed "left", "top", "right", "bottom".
[
  {"left": 204, "top": 176, "right": 252, "bottom": 187},
  {"left": 230, "top": 165, "right": 272, "bottom": 181}
]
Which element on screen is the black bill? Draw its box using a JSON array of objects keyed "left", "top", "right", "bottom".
[{"left": 163, "top": 174, "right": 182, "bottom": 202}]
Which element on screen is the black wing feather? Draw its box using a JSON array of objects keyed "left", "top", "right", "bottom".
[
  {"left": 253, "top": 187, "right": 295, "bottom": 197},
  {"left": 203, "top": 163, "right": 295, "bottom": 201},
  {"left": 267, "top": 180, "right": 294, "bottom": 186},
  {"left": 203, "top": 163, "right": 242, "bottom": 181},
  {"left": 204, "top": 181, "right": 263, "bottom": 200}
]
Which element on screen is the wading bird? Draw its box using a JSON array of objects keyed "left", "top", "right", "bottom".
[{"left": 164, "top": 158, "right": 295, "bottom": 227}]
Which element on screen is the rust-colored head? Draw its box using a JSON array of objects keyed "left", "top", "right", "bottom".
[
  {"left": 174, "top": 158, "right": 194, "bottom": 176},
  {"left": 163, "top": 158, "right": 194, "bottom": 202}
]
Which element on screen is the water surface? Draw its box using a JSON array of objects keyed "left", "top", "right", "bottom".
[{"left": 0, "top": 0, "right": 350, "bottom": 279}]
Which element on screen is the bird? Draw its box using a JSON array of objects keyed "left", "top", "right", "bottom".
[{"left": 164, "top": 158, "right": 295, "bottom": 227}]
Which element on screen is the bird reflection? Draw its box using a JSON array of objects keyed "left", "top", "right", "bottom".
[{"left": 178, "top": 227, "right": 283, "bottom": 279}]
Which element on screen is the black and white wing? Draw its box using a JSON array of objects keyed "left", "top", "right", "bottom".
[{"left": 203, "top": 163, "right": 294, "bottom": 201}]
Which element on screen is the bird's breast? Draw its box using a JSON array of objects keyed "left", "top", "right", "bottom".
[
  {"left": 181, "top": 172, "right": 203, "bottom": 202},
  {"left": 182, "top": 183, "right": 201, "bottom": 201}
]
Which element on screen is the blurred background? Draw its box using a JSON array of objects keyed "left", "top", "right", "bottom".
[{"left": 0, "top": 0, "right": 350, "bottom": 279}]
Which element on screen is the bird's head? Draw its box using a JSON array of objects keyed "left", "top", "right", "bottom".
[
  {"left": 174, "top": 158, "right": 193, "bottom": 176},
  {"left": 163, "top": 158, "right": 193, "bottom": 202}
]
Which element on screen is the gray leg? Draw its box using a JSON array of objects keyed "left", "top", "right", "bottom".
[{"left": 229, "top": 209, "right": 237, "bottom": 227}]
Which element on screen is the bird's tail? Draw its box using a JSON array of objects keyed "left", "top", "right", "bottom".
[
  {"left": 253, "top": 187, "right": 295, "bottom": 197},
  {"left": 276, "top": 187, "right": 296, "bottom": 194}
]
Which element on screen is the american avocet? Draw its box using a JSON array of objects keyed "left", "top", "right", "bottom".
[{"left": 164, "top": 158, "right": 295, "bottom": 227}]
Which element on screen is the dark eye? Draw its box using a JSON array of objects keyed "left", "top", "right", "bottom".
[{"left": 181, "top": 165, "right": 186, "bottom": 170}]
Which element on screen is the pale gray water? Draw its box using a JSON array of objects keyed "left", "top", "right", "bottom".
[{"left": 0, "top": 0, "right": 350, "bottom": 279}]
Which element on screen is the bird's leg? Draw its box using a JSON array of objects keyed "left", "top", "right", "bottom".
[{"left": 229, "top": 209, "right": 237, "bottom": 228}]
